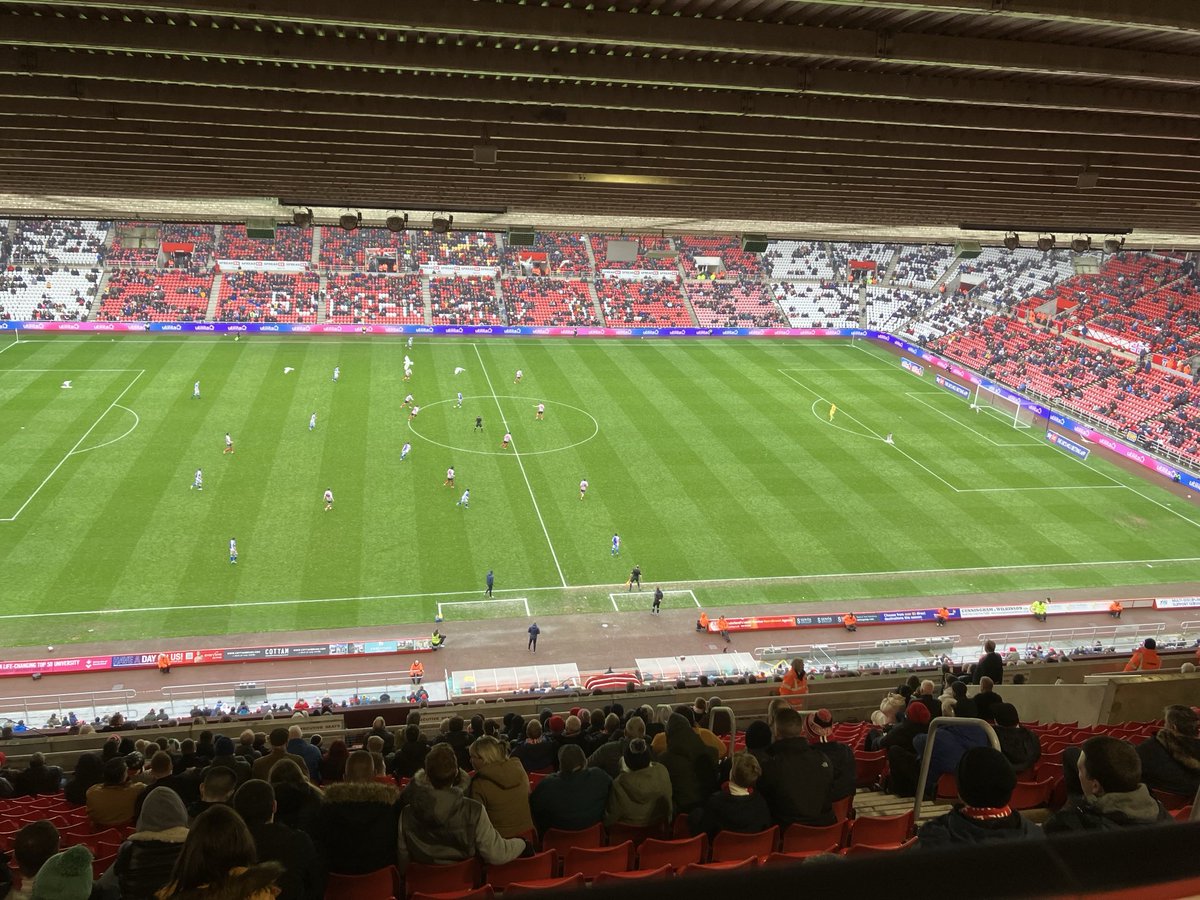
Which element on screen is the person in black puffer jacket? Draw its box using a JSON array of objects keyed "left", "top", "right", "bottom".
[
  {"left": 690, "top": 752, "right": 772, "bottom": 838},
  {"left": 313, "top": 751, "right": 401, "bottom": 875},
  {"left": 916, "top": 747, "right": 1043, "bottom": 849},
  {"left": 108, "top": 784, "right": 190, "bottom": 900},
  {"left": 1136, "top": 705, "right": 1200, "bottom": 798}
]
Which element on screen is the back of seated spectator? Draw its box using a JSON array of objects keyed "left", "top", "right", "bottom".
[
  {"left": 188, "top": 765, "right": 237, "bottom": 822},
  {"left": 11, "top": 820, "right": 60, "bottom": 897},
  {"left": 1045, "top": 736, "right": 1171, "bottom": 833},
  {"left": 12, "top": 753, "right": 63, "bottom": 797},
  {"left": 511, "top": 719, "right": 557, "bottom": 774},
  {"left": 605, "top": 738, "right": 673, "bottom": 830},
  {"left": 529, "top": 744, "right": 612, "bottom": 833},
  {"left": 916, "top": 747, "right": 1043, "bottom": 848},
  {"left": 315, "top": 750, "right": 400, "bottom": 875},
  {"left": 993, "top": 703, "right": 1041, "bottom": 774},
  {"left": 87, "top": 757, "right": 146, "bottom": 827},
  {"left": 1136, "top": 704, "right": 1200, "bottom": 798},
  {"left": 756, "top": 707, "right": 835, "bottom": 827},
  {"left": 690, "top": 751, "right": 772, "bottom": 838}
]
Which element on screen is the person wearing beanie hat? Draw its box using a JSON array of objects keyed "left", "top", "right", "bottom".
[
  {"left": 915, "top": 747, "right": 1042, "bottom": 849},
  {"left": 107, "top": 784, "right": 190, "bottom": 900},
  {"left": 547, "top": 715, "right": 566, "bottom": 737},
  {"left": 875, "top": 703, "right": 931, "bottom": 797},
  {"left": 605, "top": 738, "right": 673, "bottom": 829},
  {"left": 802, "top": 710, "right": 856, "bottom": 803},
  {"left": 690, "top": 752, "right": 773, "bottom": 839},
  {"left": 207, "top": 735, "right": 252, "bottom": 786},
  {"left": 993, "top": 703, "right": 1042, "bottom": 775},
  {"left": 743, "top": 721, "right": 773, "bottom": 765},
  {"left": 30, "top": 845, "right": 94, "bottom": 900}
]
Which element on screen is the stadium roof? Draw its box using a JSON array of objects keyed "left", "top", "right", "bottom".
[{"left": 3, "top": 0, "right": 1200, "bottom": 245}]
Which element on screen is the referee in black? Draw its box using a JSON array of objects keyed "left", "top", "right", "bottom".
[{"left": 629, "top": 564, "right": 642, "bottom": 591}]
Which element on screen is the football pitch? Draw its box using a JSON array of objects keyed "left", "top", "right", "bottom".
[{"left": 2, "top": 333, "right": 1198, "bottom": 650}]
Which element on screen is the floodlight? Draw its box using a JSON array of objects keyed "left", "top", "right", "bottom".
[
  {"left": 339, "top": 211, "right": 362, "bottom": 232},
  {"left": 431, "top": 213, "right": 453, "bottom": 234},
  {"left": 1103, "top": 236, "right": 1125, "bottom": 254},
  {"left": 385, "top": 213, "right": 409, "bottom": 234},
  {"left": 1003, "top": 233, "right": 1020, "bottom": 251},
  {"left": 1036, "top": 234, "right": 1055, "bottom": 252},
  {"left": 1070, "top": 235, "right": 1091, "bottom": 253},
  {"left": 292, "top": 207, "right": 313, "bottom": 228}
]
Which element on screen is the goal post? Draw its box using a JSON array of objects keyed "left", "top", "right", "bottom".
[{"left": 971, "top": 383, "right": 1037, "bottom": 429}]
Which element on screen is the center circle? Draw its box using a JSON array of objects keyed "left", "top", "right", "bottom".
[{"left": 407, "top": 395, "right": 600, "bottom": 457}]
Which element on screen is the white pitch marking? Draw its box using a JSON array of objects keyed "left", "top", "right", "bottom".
[
  {"left": 609, "top": 588, "right": 700, "bottom": 611},
  {"left": 437, "top": 597, "right": 531, "bottom": 619},
  {"left": 71, "top": 405, "right": 140, "bottom": 456}
]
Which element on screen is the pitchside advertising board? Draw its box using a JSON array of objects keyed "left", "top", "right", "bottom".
[
  {"left": 1046, "top": 431, "right": 1091, "bottom": 461},
  {"left": 3, "top": 321, "right": 1196, "bottom": 492},
  {"left": 901, "top": 358, "right": 924, "bottom": 376}
]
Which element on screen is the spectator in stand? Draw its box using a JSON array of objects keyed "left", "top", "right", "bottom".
[
  {"left": 236, "top": 731, "right": 260, "bottom": 762},
  {"left": 605, "top": 738, "right": 673, "bottom": 830},
  {"left": 878, "top": 701, "right": 932, "bottom": 796},
  {"left": 267, "top": 759, "right": 323, "bottom": 837},
  {"left": 975, "top": 640, "right": 1005, "bottom": 684},
  {"left": 1136, "top": 705, "right": 1200, "bottom": 798},
  {"left": 654, "top": 713, "right": 719, "bottom": 817},
  {"left": 390, "top": 727, "right": 430, "bottom": 782},
  {"left": 465, "top": 736, "right": 533, "bottom": 839},
  {"left": 314, "top": 750, "right": 400, "bottom": 876},
  {"left": 8, "top": 820, "right": 60, "bottom": 899},
  {"left": 29, "top": 844, "right": 93, "bottom": 900},
  {"left": 107, "top": 785, "right": 190, "bottom": 900},
  {"left": 915, "top": 747, "right": 1042, "bottom": 849},
  {"left": 743, "top": 721, "right": 774, "bottom": 767},
  {"left": 88, "top": 757, "right": 146, "bottom": 827},
  {"left": 252, "top": 728, "right": 308, "bottom": 781},
  {"left": 948, "top": 681, "right": 979, "bottom": 719},
  {"left": 511, "top": 719, "right": 557, "bottom": 774},
  {"left": 779, "top": 658, "right": 809, "bottom": 707},
  {"left": 63, "top": 752, "right": 104, "bottom": 806},
  {"left": 756, "top": 707, "right": 836, "bottom": 827},
  {"left": 690, "top": 751, "right": 772, "bottom": 839},
  {"left": 1046, "top": 736, "right": 1171, "bottom": 832},
  {"left": 589, "top": 714, "right": 645, "bottom": 778},
  {"left": 992, "top": 704, "right": 1041, "bottom": 775},
  {"left": 649, "top": 706, "right": 727, "bottom": 760},
  {"left": 319, "top": 739, "right": 350, "bottom": 785},
  {"left": 206, "top": 735, "right": 251, "bottom": 785},
  {"left": 12, "top": 753, "right": 63, "bottom": 797},
  {"left": 366, "top": 718, "right": 395, "bottom": 756},
  {"left": 801, "top": 709, "right": 856, "bottom": 802},
  {"left": 434, "top": 716, "right": 474, "bottom": 772},
  {"left": 1124, "top": 639, "right": 1163, "bottom": 672},
  {"left": 135, "top": 751, "right": 201, "bottom": 821},
  {"left": 233, "top": 779, "right": 325, "bottom": 900},
  {"left": 188, "top": 766, "right": 238, "bottom": 823},
  {"left": 286, "top": 726, "right": 321, "bottom": 783},
  {"left": 912, "top": 701, "right": 990, "bottom": 796},
  {"left": 529, "top": 744, "right": 612, "bottom": 833},
  {"left": 914, "top": 680, "right": 941, "bottom": 720},
  {"left": 156, "top": 805, "right": 282, "bottom": 900},
  {"left": 396, "top": 743, "right": 529, "bottom": 874},
  {"left": 974, "top": 677, "right": 1004, "bottom": 722}
]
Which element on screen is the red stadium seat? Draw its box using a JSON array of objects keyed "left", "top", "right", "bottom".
[
  {"left": 504, "top": 874, "right": 585, "bottom": 895},
  {"left": 854, "top": 750, "right": 888, "bottom": 788},
  {"left": 403, "top": 860, "right": 478, "bottom": 899},
  {"left": 411, "top": 887, "right": 494, "bottom": 900},
  {"left": 681, "top": 858, "right": 758, "bottom": 876},
  {"left": 540, "top": 823, "right": 603, "bottom": 864},
  {"left": 710, "top": 826, "right": 778, "bottom": 863},
  {"left": 484, "top": 851, "right": 555, "bottom": 891},
  {"left": 1009, "top": 778, "right": 1055, "bottom": 810},
  {"left": 605, "top": 823, "right": 666, "bottom": 847},
  {"left": 561, "top": 841, "right": 634, "bottom": 880},
  {"left": 781, "top": 822, "right": 845, "bottom": 853},
  {"left": 1153, "top": 790, "right": 1193, "bottom": 812},
  {"left": 764, "top": 849, "right": 838, "bottom": 866},
  {"left": 593, "top": 865, "right": 674, "bottom": 885},
  {"left": 832, "top": 795, "right": 854, "bottom": 821},
  {"left": 636, "top": 835, "right": 707, "bottom": 872},
  {"left": 840, "top": 838, "right": 916, "bottom": 856},
  {"left": 848, "top": 812, "right": 913, "bottom": 848}
]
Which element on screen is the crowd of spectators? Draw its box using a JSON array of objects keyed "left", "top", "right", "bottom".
[
  {"left": 324, "top": 274, "right": 424, "bottom": 324},
  {"left": 159, "top": 225, "right": 218, "bottom": 268},
  {"left": 103, "top": 224, "right": 160, "bottom": 266},
  {"left": 0, "top": 266, "right": 98, "bottom": 321},
  {"left": 217, "top": 271, "right": 320, "bottom": 323},
  {"left": 891, "top": 244, "right": 957, "bottom": 289},
  {"left": 5, "top": 219, "right": 108, "bottom": 266},
  {"left": 590, "top": 235, "right": 679, "bottom": 271},
  {"left": 318, "top": 228, "right": 404, "bottom": 270},
  {"left": 686, "top": 281, "right": 784, "bottom": 327},
  {"left": 772, "top": 282, "right": 859, "bottom": 328},
  {"left": 502, "top": 233, "right": 590, "bottom": 277},
  {"left": 678, "top": 236, "right": 764, "bottom": 279},
  {"left": 501, "top": 278, "right": 598, "bottom": 327},
  {"left": 217, "top": 225, "right": 313, "bottom": 263},
  {"left": 410, "top": 232, "right": 500, "bottom": 270},
  {"left": 596, "top": 278, "right": 692, "bottom": 326},
  {"left": 97, "top": 269, "right": 213, "bottom": 322},
  {"left": 429, "top": 276, "right": 504, "bottom": 325},
  {"left": 955, "top": 247, "right": 1076, "bottom": 309},
  {"left": 864, "top": 286, "right": 938, "bottom": 331},
  {"left": 763, "top": 241, "right": 836, "bottom": 280}
]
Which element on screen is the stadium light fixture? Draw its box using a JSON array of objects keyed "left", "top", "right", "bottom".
[
  {"left": 339, "top": 211, "right": 362, "bottom": 232},
  {"left": 1036, "top": 234, "right": 1056, "bottom": 252},
  {"left": 1002, "top": 232, "right": 1020, "bottom": 251},
  {"left": 385, "top": 212, "right": 409, "bottom": 234},
  {"left": 1070, "top": 235, "right": 1091, "bottom": 253},
  {"left": 1104, "top": 236, "right": 1125, "bottom": 254},
  {"left": 292, "top": 207, "right": 313, "bottom": 228},
  {"left": 431, "top": 213, "right": 453, "bottom": 234}
]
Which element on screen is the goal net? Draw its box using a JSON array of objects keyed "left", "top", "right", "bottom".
[{"left": 971, "top": 383, "right": 1037, "bottom": 429}]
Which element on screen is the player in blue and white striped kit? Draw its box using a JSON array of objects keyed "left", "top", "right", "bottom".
[
  {"left": 191, "top": 468, "right": 203, "bottom": 491},
  {"left": 229, "top": 538, "right": 238, "bottom": 564}
]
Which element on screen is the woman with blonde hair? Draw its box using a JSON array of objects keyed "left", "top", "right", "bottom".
[{"left": 466, "top": 736, "right": 533, "bottom": 838}]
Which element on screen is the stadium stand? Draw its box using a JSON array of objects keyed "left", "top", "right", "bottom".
[
  {"left": 831, "top": 242, "right": 896, "bottom": 279},
  {"left": 410, "top": 231, "right": 501, "bottom": 269},
  {"left": 686, "top": 281, "right": 785, "bottom": 328},
  {"left": 864, "top": 286, "right": 938, "bottom": 331},
  {"left": 216, "top": 270, "right": 320, "bottom": 323},
  {"left": 502, "top": 278, "right": 598, "bottom": 326},
  {"left": 891, "top": 245, "right": 958, "bottom": 289},
  {"left": 160, "top": 224, "right": 218, "bottom": 267},
  {"left": 104, "top": 222, "right": 160, "bottom": 266},
  {"left": 763, "top": 240, "right": 837, "bottom": 280},
  {"left": 6, "top": 219, "right": 107, "bottom": 266},
  {"left": 773, "top": 282, "right": 859, "bottom": 328},
  {"left": 0, "top": 266, "right": 99, "bottom": 320},
  {"left": 97, "top": 268, "right": 213, "bottom": 322},
  {"left": 896, "top": 296, "right": 991, "bottom": 345},
  {"left": 678, "top": 236, "right": 764, "bottom": 279},
  {"left": 216, "top": 224, "right": 313, "bottom": 262},
  {"left": 596, "top": 278, "right": 692, "bottom": 326},
  {"left": 590, "top": 235, "right": 679, "bottom": 272},
  {"left": 502, "top": 233, "right": 591, "bottom": 277},
  {"left": 319, "top": 227, "right": 405, "bottom": 270},
  {"left": 325, "top": 273, "right": 424, "bottom": 324},
  {"left": 429, "top": 275, "right": 505, "bottom": 325},
  {"left": 954, "top": 248, "right": 1076, "bottom": 310}
]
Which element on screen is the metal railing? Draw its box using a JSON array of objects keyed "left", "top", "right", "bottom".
[
  {"left": 912, "top": 716, "right": 1000, "bottom": 822},
  {"left": 978, "top": 623, "right": 1166, "bottom": 648},
  {"left": 0, "top": 688, "right": 138, "bottom": 727}
]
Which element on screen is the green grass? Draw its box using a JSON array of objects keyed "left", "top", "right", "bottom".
[{"left": 1, "top": 333, "right": 1198, "bottom": 649}]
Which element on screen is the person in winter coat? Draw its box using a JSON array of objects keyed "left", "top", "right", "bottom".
[
  {"left": 756, "top": 708, "right": 835, "bottom": 827},
  {"left": 992, "top": 703, "right": 1041, "bottom": 775},
  {"left": 389, "top": 726, "right": 430, "bottom": 781},
  {"left": 911, "top": 703, "right": 990, "bottom": 795},
  {"left": 312, "top": 751, "right": 400, "bottom": 875},
  {"left": 318, "top": 740, "right": 349, "bottom": 785},
  {"left": 801, "top": 710, "right": 856, "bottom": 801},
  {"left": 529, "top": 744, "right": 612, "bottom": 833},
  {"left": 1124, "top": 638, "right": 1162, "bottom": 672},
  {"left": 605, "top": 739, "right": 673, "bottom": 829},
  {"left": 233, "top": 779, "right": 325, "bottom": 900},
  {"left": 466, "top": 736, "right": 533, "bottom": 839},
  {"left": 690, "top": 752, "right": 772, "bottom": 839},
  {"left": 974, "top": 640, "right": 1005, "bottom": 684},
  {"left": 433, "top": 717, "right": 474, "bottom": 772},
  {"left": 396, "top": 744, "right": 528, "bottom": 874},
  {"left": 589, "top": 716, "right": 645, "bottom": 779},
  {"left": 880, "top": 702, "right": 931, "bottom": 796},
  {"left": 266, "top": 760, "right": 322, "bottom": 838},
  {"left": 654, "top": 713, "right": 719, "bottom": 816},
  {"left": 511, "top": 720, "right": 558, "bottom": 774},
  {"left": 106, "top": 786, "right": 190, "bottom": 900},
  {"left": 63, "top": 752, "right": 105, "bottom": 806},
  {"left": 155, "top": 805, "right": 282, "bottom": 900},
  {"left": 1135, "top": 705, "right": 1200, "bottom": 798},
  {"left": 1045, "top": 736, "right": 1172, "bottom": 833},
  {"left": 916, "top": 747, "right": 1043, "bottom": 849}
]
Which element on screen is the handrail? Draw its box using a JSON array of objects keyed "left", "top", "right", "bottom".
[
  {"left": 912, "top": 716, "right": 1000, "bottom": 823},
  {"left": 977, "top": 623, "right": 1166, "bottom": 647},
  {"left": 0, "top": 688, "right": 138, "bottom": 725},
  {"left": 1181, "top": 621, "right": 1200, "bottom": 635},
  {"left": 754, "top": 635, "right": 960, "bottom": 658}
]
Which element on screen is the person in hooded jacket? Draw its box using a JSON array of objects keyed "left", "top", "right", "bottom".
[
  {"left": 690, "top": 752, "right": 772, "bottom": 839},
  {"left": 510, "top": 719, "right": 558, "bottom": 774},
  {"left": 529, "top": 745, "right": 612, "bottom": 833},
  {"left": 801, "top": 710, "right": 856, "bottom": 801},
  {"left": 756, "top": 707, "right": 835, "bottom": 827},
  {"left": 992, "top": 703, "right": 1041, "bottom": 775},
  {"left": 880, "top": 702, "right": 931, "bottom": 797},
  {"left": 107, "top": 787, "right": 191, "bottom": 900},
  {"left": 1045, "top": 736, "right": 1172, "bottom": 833},
  {"left": 1135, "top": 705, "right": 1200, "bottom": 798},
  {"left": 654, "top": 713, "right": 719, "bottom": 816},
  {"left": 605, "top": 738, "right": 673, "bottom": 829},
  {"left": 313, "top": 750, "right": 400, "bottom": 875},
  {"left": 916, "top": 747, "right": 1043, "bottom": 849},
  {"left": 466, "top": 736, "right": 533, "bottom": 839},
  {"left": 266, "top": 760, "right": 322, "bottom": 839},
  {"left": 397, "top": 743, "right": 528, "bottom": 873}
]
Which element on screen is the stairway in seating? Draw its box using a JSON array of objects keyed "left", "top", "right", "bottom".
[
  {"left": 316, "top": 274, "right": 328, "bottom": 324},
  {"left": 311, "top": 226, "right": 322, "bottom": 267},
  {"left": 206, "top": 271, "right": 223, "bottom": 321},
  {"left": 857, "top": 282, "right": 868, "bottom": 327},
  {"left": 582, "top": 232, "right": 598, "bottom": 275},
  {"left": 586, "top": 279, "right": 605, "bottom": 325},
  {"left": 421, "top": 275, "right": 433, "bottom": 325},
  {"left": 494, "top": 276, "right": 508, "bottom": 326},
  {"left": 84, "top": 268, "right": 112, "bottom": 321}
]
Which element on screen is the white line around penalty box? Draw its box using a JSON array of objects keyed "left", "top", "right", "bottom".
[
  {"left": 609, "top": 589, "right": 700, "bottom": 612},
  {"left": 437, "top": 597, "right": 531, "bottom": 620}
]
